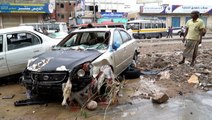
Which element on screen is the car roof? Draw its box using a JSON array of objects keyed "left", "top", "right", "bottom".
[
  {"left": 72, "top": 28, "right": 124, "bottom": 33},
  {"left": 0, "top": 26, "right": 34, "bottom": 34}
]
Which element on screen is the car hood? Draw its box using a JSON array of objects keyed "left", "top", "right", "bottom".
[{"left": 27, "top": 49, "right": 102, "bottom": 72}]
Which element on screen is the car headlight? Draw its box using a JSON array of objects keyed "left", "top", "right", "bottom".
[
  {"left": 76, "top": 63, "right": 93, "bottom": 77},
  {"left": 77, "top": 69, "right": 85, "bottom": 77}
]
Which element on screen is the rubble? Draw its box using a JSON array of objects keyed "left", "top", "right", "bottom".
[{"left": 152, "top": 92, "right": 169, "bottom": 104}]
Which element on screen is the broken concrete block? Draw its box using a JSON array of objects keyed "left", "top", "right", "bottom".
[
  {"left": 188, "top": 74, "right": 199, "bottom": 84},
  {"left": 152, "top": 92, "right": 169, "bottom": 104}
]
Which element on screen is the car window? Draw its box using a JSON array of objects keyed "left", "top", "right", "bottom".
[
  {"left": 62, "top": 34, "right": 78, "bottom": 47},
  {"left": 58, "top": 31, "right": 108, "bottom": 50},
  {"left": 120, "top": 30, "right": 131, "bottom": 43},
  {"left": 113, "top": 30, "right": 123, "bottom": 45},
  {"left": 6, "top": 32, "right": 41, "bottom": 51},
  {"left": 0, "top": 35, "right": 3, "bottom": 52}
]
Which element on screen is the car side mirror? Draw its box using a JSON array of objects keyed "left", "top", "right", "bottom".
[{"left": 112, "top": 41, "right": 121, "bottom": 50}]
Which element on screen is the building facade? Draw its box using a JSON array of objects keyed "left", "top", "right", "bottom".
[
  {"left": 0, "top": 0, "right": 55, "bottom": 28},
  {"left": 138, "top": 5, "right": 212, "bottom": 32},
  {"left": 75, "top": 0, "right": 133, "bottom": 24},
  {"left": 54, "top": 1, "right": 75, "bottom": 24}
]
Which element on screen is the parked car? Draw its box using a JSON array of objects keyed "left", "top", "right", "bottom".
[
  {"left": 22, "top": 28, "right": 139, "bottom": 96},
  {"left": 20, "top": 22, "right": 69, "bottom": 34},
  {"left": 0, "top": 26, "right": 60, "bottom": 78},
  {"left": 172, "top": 27, "right": 182, "bottom": 35},
  {"left": 48, "top": 32, "right": 68, "bottom": 41}
]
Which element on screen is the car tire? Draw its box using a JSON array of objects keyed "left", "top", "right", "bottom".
[
  {"left": 140, "top": 35, "right": 146, "bottom": 39},
  {"left": 121, "top": 67, "right": 140, "bottom": 79},
  {"left": 177, "top": 31, "right": 181, "bottom": 35}
]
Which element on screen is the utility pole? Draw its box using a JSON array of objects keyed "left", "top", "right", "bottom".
[{"left": 93, "top": 0, "right": 96, "bottom": 22}]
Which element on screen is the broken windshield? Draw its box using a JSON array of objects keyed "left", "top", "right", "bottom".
[{"left": 57, "top": 31, "right": 110, "bottom": 51}]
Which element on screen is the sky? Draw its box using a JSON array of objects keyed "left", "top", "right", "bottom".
[{"left": 162, "top": 0, "right": 212, "bottom": 5}]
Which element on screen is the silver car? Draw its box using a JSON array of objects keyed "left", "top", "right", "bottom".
[
  {"left": 22, "top": 28, "right": 139, "bottom": 95},
  {"left": 0, "top": 26, "right": 60, "bottom": 78}
]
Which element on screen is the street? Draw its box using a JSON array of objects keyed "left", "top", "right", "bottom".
[{"left": 0, "top": 35, "right": 212, "bottom": 120}]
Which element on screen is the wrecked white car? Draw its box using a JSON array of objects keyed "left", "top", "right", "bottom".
[{"left": 22, "top": 28, "right": 139, "bottom": 103}]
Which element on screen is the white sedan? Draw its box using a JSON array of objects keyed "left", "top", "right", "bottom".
[
  {"left": 22, "top": 28, "right": 139, "bottom": 95},
  {"left": 0, "top": 26, "right": 60, "bottom": 78}
]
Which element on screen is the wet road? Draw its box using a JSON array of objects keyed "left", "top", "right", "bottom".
[{"left": 99, "top": 92, "right": 212, "bottom": 120}]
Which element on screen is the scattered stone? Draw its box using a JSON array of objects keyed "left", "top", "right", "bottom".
[
  {"left": 184, "top": 74, "right": 189, "bottom": 77},
  {"left": 203, "top": 87, "right": 209, "bottom": 91},
  {"left": 121, "top": 112, "right": 128, "bottom": 117},
  {"left": 195, "top": 73, "right": 201, "bottom": 76},
  {"left": 152, "top": 92, "right": 169, "bottom": 104},
  {"left": 2, "top": 94, "right": 15, "bottom": 99},
  {"left": 86, "top": 100, "right": 97, "bottom": 110},
  {"left": 188, "top": 75, "right": 199, "bottom": 84},
  {"left": 201, "top": 69, "right": 211, "bottom": 74},
  {"left": 178, "top": 91, "right": 183, "bottom": 96},
  {"left": 159, "top": 71, "right": 170, "bottom": 80}
]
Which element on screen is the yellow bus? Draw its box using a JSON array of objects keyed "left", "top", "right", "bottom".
[{"left": 126, "top": 19, "right": 167, "bottom": 39}]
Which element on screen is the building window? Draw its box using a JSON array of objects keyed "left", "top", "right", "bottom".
[
  {"left": 101, "top": 9, "right": 106, "bottom": 12},
  {"left": 69, "top": 14, "right": 72, "bottom": 17},
  {"left": 57, "top": 14, "right": 60, "bottom": 17},
  {"left": 61, "top": 14, "right": 64, "bottom": 19},
  {"left": 60, "top": 3, "right": 64, "bottom": 8},
  {"left": 112, "top": 10, "right": 117, "bottom": 12},
  {"left": 69, "top": 3, "right": 71, "bottom": 5}
]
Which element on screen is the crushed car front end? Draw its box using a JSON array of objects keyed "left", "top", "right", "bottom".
[{"left": 22, "top": 49, "right": 102, "bottom": 96}]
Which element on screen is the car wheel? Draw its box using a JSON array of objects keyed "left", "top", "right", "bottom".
[
  {"left": 177, "top": 31, "right": 181, "bottom": 35},
  {"left": 158, "top": 34, "right": 162, "bottom": 38},
  {"left": 121, "top": 67, "right": 140, "bottom": 79},
  {"left": 140, "top": 35, "right": 146, "bottom": 39}
]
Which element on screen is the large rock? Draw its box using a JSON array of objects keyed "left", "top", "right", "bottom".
[
  {"left": 152, "top": 92, "right": 169, "bottom": 104},
  {"left": 188, "top": 74, "right": 199, "bottom": 84}
]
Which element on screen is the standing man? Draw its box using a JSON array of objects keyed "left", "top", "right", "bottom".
[{"left": 179, "top": 11, "right": 206, "bottom": 66}]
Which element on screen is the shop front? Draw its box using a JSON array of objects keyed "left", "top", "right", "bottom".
[
  {"left": 138, "top": 5, "right": 212, "bottom": 30},
  {"left": 0, "top": 2, "right": 54, "bottom": 28}
]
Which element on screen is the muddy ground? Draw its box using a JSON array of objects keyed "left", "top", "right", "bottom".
[{"left": 0, "top": 41, "right": 212, "bottom": 120}]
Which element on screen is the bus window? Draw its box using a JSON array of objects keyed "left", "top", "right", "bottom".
[
  {"left": 162, "top": 23, "right": 166, "bottom": 28},
  {"left": 145, "top": 23, "right": 151, "bottom": 29},
  {"left": 139, "top": 23, "right": 142, "bottom": 29},
  {"left": 158, "top": 23, "right": 162, "bottom": 28}
]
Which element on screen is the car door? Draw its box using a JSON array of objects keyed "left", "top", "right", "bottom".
[
  {"left": 119, "top": 30, "right": 135, "bottom": 67},
  {"left": 0, "top": 34, "right": 10, "bottom": 78},
  {"left": 5, "top": 32, "right": 43, "bottom": 75},
  {"left": 112, "top": 30, "right": 125, "bottom": 75}
]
